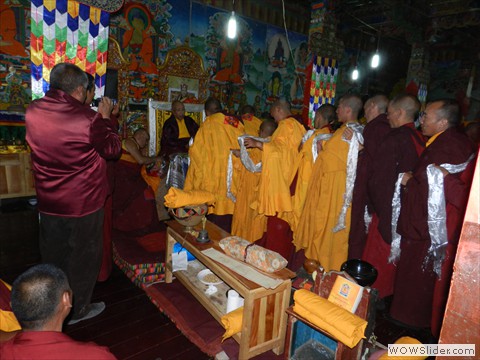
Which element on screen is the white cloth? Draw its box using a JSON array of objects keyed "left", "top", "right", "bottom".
[
  {"left": 425, "top": 155, "right": 474, "bottom": 277},
  {"left": 333, "top": 123, "right": 364, "bottom": 232}
]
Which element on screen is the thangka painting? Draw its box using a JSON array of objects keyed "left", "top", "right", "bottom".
[
  {"left": 307, "top": 56, "right": 338, "bottom": 128},
  {"left": 0, "top": 4, "right": 31, "bottom": 112}
]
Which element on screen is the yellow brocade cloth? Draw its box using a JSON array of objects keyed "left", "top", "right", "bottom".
[
  {"left": 293, "top": 289, "right": 367, "bottom": 349},
  {"left": 241, "top": 114, "right": 262, "bottom": 136},
  {"left": 164, "top": 187, "right": 216, "bottom": 208},
  {"left": 425, "top": 130, "right": 444, "bottom": 147},
  {"left": 231, "top": 148, "right": 267, "bottom": 242},
  {"left": 184, "top": 112, "right": 244, "bottom": 215},
  {"left": 291, "top": 127, "right": 331, "bottom": 232},
  {"left": 0, "top": 279, "right": 21, "bottom": 332},
  {"left": 221, "top": 306, "right": 243, "bottom": 341},
  {"left": 257, "top": 117, "right": 305, "bottom": 223},
  {"left": 293, "top": 125, "right": 351, "bottom": 271},
  {"left": 176, "top": 117, "right": 190, "bottom": 139},
  {"left": 140, "top": 165, "right": 161, "bottom": 197}
]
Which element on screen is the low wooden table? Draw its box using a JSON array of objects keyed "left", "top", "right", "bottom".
[{"left": 165, "top": 220, "right": 294, "bottom": 359}]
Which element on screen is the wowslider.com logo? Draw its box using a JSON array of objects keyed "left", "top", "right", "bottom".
[{"left": 388, "top": 344, "right": 475, "bottom": 357}]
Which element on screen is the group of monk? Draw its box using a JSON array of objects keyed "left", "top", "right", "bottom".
[{"left": 182, "top": 94, "right": 478, "bottom": 340}]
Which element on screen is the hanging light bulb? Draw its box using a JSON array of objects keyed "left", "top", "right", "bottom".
[
  {"left": 352, "top": 67, "right": 359, "bottom": 81},
  {"left": 371, "top": 34, "right": 380, "bottom": 68},
  {"left": 371, "top": 52, "right": 380, "bottom": 68},
  {"left": 227, "top": 11, "right": 237, "bottom": 39}
]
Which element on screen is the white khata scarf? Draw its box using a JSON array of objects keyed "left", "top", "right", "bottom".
[
  {"left": 425, "top": 155, "right": 474, "bottom": 277},
  {"left": 389, "top": 172, "right": 406, "bottom": 264},
  {"left": 226, "top": 135, "right": 271, "bottom": 203},
  {"left": 312, "top": 133, "right": 333, "bottom": 163},
  {"left": 389, "top": 155, "right": 474, "bottom": 277},
  {"left": 333, "top": 122, "right": 364, "bottom": 232}
]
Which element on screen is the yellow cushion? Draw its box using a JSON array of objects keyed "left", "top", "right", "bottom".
[
  {"left": 293, "top": 289, "right": 367, "bottom": 349},
  {"left": 221, "top": 306, "right": 243, "bottom": 341},
  {"left": 164, "top": 187, "right": 216, "bottom": 208},
  {"left": 379, "top": 337, "right": 426, "bottom": 360}
]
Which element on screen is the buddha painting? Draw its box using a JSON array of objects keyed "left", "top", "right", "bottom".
[
  {"left": 122, "top": 3, "right": 157, "bottom": 74},
  {"left": 213, "top": 37, "right": 243, "bottom": 84},
  {"left": 0, "top": 5, "right": 28, "bottom": 57},
  {"left": 267, "top": 34, "right": 289, "bottom": 74}
]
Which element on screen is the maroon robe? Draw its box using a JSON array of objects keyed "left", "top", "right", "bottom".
[
  {"left": 0, "top": 331, "right": 116, "bottom": 360},
  {"left": 348, "top": 113, "right": 391, "bottom": 259},
  {"left": 390, "top": 127, "right": 476, "bottom": 331},
  {"left": 112, "top": 158, "right": 157, "bottom": 234},
  {"left": 160, "top": 115, "right": 199, "bottom": 157},
  {"left": 363, "top": 122, "right": 425, "bottom": 298}
]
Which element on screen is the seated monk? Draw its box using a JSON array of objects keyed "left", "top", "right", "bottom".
[
  {"left": 160, "top": 100, "right": 199, "bottom": 158},
  {"left": 0, "top": 279, "right": 21, "bottom": 342},
  {"left": 0, "top": 264, "right": 116, "bottom": 359},
  {"left": 112, "top": 128, "right": 163, "bottom": 232}
]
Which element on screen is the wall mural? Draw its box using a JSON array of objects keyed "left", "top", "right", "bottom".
[
  {"left": 0, "top": 2, "right": 31, "bottom": 114},
  {"left": 109, "top": 0, "right": 308, "bottom": 115}
]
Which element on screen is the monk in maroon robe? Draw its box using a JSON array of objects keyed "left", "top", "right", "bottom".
[
  {"left": 160, "top": 100, "right": 199, "bottom": 158},
  {"left": 363, "top": 94, "right": 425, "bottom": 298},
  {"left": 390, "top": 99, "right": 476, "bottom": 336},
  {"left": 348, "top": 94, "right": 391, "bottom": 259}
]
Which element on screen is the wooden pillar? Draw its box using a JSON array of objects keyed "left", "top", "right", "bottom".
[{"left": 438, "top": 155, "right": 479, "bottom": 358}]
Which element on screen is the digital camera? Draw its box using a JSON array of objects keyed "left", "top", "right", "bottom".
[{"left": 91, "top": 98, "right": 117, "bottom": 107}]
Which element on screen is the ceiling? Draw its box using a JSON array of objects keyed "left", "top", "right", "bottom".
[
  {"left": 202, "top": 0, "right": 479, "bottom": 62},
  {"left": 309, "top": 0, "right": 480, "bottom": 61}
]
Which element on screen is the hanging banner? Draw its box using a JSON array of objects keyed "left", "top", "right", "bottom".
[
  {"left": 30, "top": 0, "right": 110, "bottom": 99},
  {"left": 306, "top": 55, "right": 338, "bottom": 128}
]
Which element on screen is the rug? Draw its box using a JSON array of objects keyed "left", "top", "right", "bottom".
[
  {"left": 112, "top": 229, "right": 166, "bottom": 287},
  {"left": 145, "top": 280, "right": 283, "bottom": 359}
]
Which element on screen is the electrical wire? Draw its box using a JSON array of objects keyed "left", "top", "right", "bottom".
[{"left": 281, "top": 0, "right": 303, "bottom": 96}]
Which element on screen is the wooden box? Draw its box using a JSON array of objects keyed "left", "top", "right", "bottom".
[
  {"left": 0, "top": 152, "right": 35, "bottom": 199},
  {"left": 284, "top": 269, "right": 375, "bottom": 360}
]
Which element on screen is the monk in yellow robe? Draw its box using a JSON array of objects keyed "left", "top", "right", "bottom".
[
  {"left": 0, "top": 279, "right": 21, "bottom": 341},
  {"left": 231, "top": 120, "right": 278, "bottom": 242},
  {"left": 184, "top": 97, "right": 244, "bottom": 232},
  {"left": 244, "top": 99, "right": 305, "bottom": 260},
  {"left": 240, "top": 105, "right": 262, "bottom": 136},
  {"left": 294, "top": 94, "right": 364, "bottom": 271},
  {"left": 291, "top": 104, "right": 335, "bottom": 232}
]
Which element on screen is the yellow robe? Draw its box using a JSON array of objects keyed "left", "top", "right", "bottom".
[
  {"left": 256, "top": 117, "right": 305, "bottom": 223},
  {"left": 291, "top": 127, "right": 332, "bottom": 232},
  {"left": 293, "top": 124, "right": 351, "bottom": 271},
  {"left": 0, "top": 279, "right": 20, "bottom": 332},
  {"left": 184, "top": 112, "right": 244, "bottom": 215},
  {"left": 241, "top": 114, "right": 262, "bottom": 136},
  {"left": 231, "top": 148, "right": 266, "bottom": 242}
]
